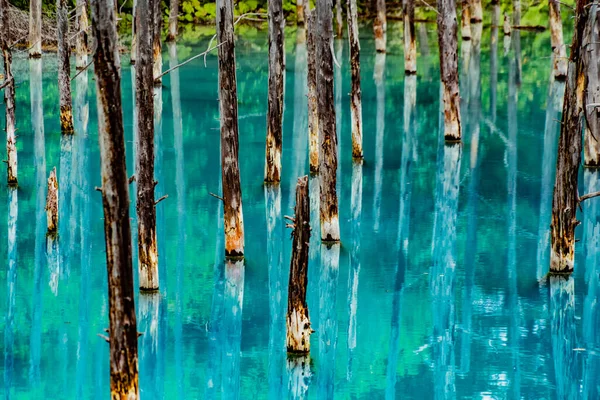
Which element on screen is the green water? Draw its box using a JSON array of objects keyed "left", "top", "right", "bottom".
[{"left": 1, "top": 21, "right": 599, "bottom": 399}]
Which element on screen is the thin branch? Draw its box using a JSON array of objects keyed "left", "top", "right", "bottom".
[
  {"left": 417, "top": 0, "right": 439, "bottom": 14},
  {"left": 157, "top": 42, "right": 225, "bottom": 80},
  {"left": 97, "top": 334, "right": 110, "bottom": 343},
  {"left": 579, "top": 191, "right": 600, "bottom": 202},
  {"left": 155, "top": 195, "right": 168, "bottom": 206},
  {"left": 209, "top": 192, "right": 224, "bottom": 202},
  {"left": 0, "top": 77, "right": 13, "bottom": 90},
  {"left": 128, "top": 175, "right": 136, "bottom": 184},
  {"left": 483, "top": 117, "right": 509, "bottom": 145},
  {"left": 71, "top": 59, "right": 94, "bottom": 81},
  {"left": 95, "top": 186, "right": 103, "bottom": 192}
]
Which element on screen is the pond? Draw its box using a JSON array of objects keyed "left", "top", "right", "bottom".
[{"left": 1, "top": 20, "right": 598, "bottom": 399}]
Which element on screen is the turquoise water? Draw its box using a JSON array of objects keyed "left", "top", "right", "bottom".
[{"left": 1, "top": 21, "right": 599, "bottom": 399}]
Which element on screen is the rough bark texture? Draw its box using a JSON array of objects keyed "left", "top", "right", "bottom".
[
  {"left": 374, "top": 0, "right": 386, "bottom": 52},
  {"left": 461, "top": 0, "right": 471, "bottom": 40},
  {"left": 46, "top": 167, "right": 58, "bottom": 233},
  {"left": 550, "top": 0, "right": 589, "bottom": 273},
  {"left": 470, "top": 0, "right": 482, "bottom": 22},
  {"left": 437, "top": 0, "right": 462, "bottom": 141},
  {"left": 287, "top": 176, "right": 312, "bottom": 353},
  {"left": 75, "top": 0, "right": 89, "bottom": 70},
  {"left": 136, "top": 0, "right": 159, "bottom": 291},
  {"left": 584, "top": 4, "right": 600, "bottom": 166},
  {"left": 57, "top": 0, "right": 74, "bottom": 134},
  {"left": 306, "top": 10, "right": 319, "bottom": 174},
  {"left": 166, "top": 0, "right": 179, "bottom": 41},
  {"left": 29, "top": 0, "right": 42, "bottom": 57},
  {"left": 217, "top": 0, "right": 245, "bottom": 257},
  {"left": 265, "top": 0, "right": 285, "bottom": 182},
  {"left": 90, "top": 0, "right": 139, "bottom": 397},
  {"left": 1, "top": 0, "right": 17, "bottom": 186},
  {"left": 403, "top": 0, "right": 416, "bottom": 74},
  {"left": 152, "top": 0, "right": 162, "bottom": 85},
  {"left": 317, "top": 0, "right": 340, "bottom": 242},
  {"left": 335, "top": 0, "right": 343, "bottom": 37},
  {"left": 347, "top": 0, "right": 363, "bottom": 159},
  {"left": 549, "top": 0, "right": 568, "bottom": 80}
]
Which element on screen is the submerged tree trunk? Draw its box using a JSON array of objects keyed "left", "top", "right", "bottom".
[
  {"left": 317, "top": 0, "right": 340, "bottom": 242},
  {"left": 549, "top": 0, "right": 568, "bottom": 80},
  {"left": 584, "top": 4, "right": 600, "bottom": 166},
  {"left": 265, "top": 0, "right": 285, "bottom": 183},
  {"left": 136, "top": 0, "right": 159, "bottom": 291},
  {"left": 75, "top": 0, "right": 89, "bottom": 70},
  {"left": 166, "top": 0, "right": 179, "bottom": 41},
  {"left": 306, "top": 10, "right": 319, "bottom": 174},
  {"left": 374, "top": 0, "right": 386, "bottom": 52},
  {"left": 461, "top": 0, "right": 471, "bottom": 40},
  {"left": 29, "top": 0, "right": 42, "bottom": 57},
  {"left": 437, "top": 0, "right": 462, "bottom": 141},
  {"left": 217, "top": 0, "right": 245, "bottom": 257},
  {"left": 335, "top": 0, "right": 343, "bottom": 37},
  {"left": 57, "top": 0, "right": 74, "bottom": 134},
  {"left": 347, "top": 0, "right": 363, "bottom": 159},
  {"left": 90, "top": 0, "right": 139, "bottom": 396},
  {"left": 1, "top": 0, "right": 17, "bottom": 186},
  {"left": 153, "top": 0, "right": 163, "bottom": 85},
  {"left": 403, "top": 0, "right": 417, "bottom": 74},
  {"left": 46, "top": 167, "right": 58, "bottom": 233}
]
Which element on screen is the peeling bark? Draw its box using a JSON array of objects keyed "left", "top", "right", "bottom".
[
  {"left": 374, "top": 0, "right": 386, "bottom": 52},
  {"left": 57, "top": 0, "right": 74, "bottom": 134},
  {"left": 347, "top": 0, "right": 363, "bottom": 158},
  {"left": 153, "top": 0, "right": 162, "bottom": 85},
  {"left": 29, "top": 0, "right": 42, "bottom": 57},
  {"left": 46, "top": 167, "right": 59, "bottom": 234},
  {"left": 549, "top": 0, "right": 568, "bottom": 80},
  {"left": 76, "top": 0, "right": 89, "bottom": 70},
  {"left": 166, "top": 0, "right": 179, "bottom": 41},
  {"left": 584, "top": 4, "right": 600, "bottom": 166},
  {"left": 306, "top": 11, "right": 319, "bottom": 174},
  {"left": 1, "top": 0, "right": 17, "bottom": 186},
  {"left": 403, "top": 0, "right": 416, "bottom": 74}
]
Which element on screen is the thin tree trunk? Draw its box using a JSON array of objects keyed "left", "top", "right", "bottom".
[
  {"left": 136, "top": 0, "right": 159, "bottom": 291},
  {"left": 58, "top": 0, "right": 74, "bottom": 134},
  {"left": 265, "top": 0, "right": 285, "bottom": 183},
  {"left": 347, "top": 0, "right": 363, "bottom": 158},
  {"left": 461, "top": 0, "right": 471, "bottom": 40},
  {"left": 29, "top": 0, "right": 42, "bottom": 57},
  {"left": 1, "top": 0, "right": 17, "bottom": 186},
  {"left": 490, "top": 3, "right": 500, "bottom": 122},
  {"left": 131, "top": 0, "right": 137, "bottom": 64},
  {"left": 153, "top": 0, "right": 163, "bottom": 84},
  {"left": 297, "top": 0, "right": 305, "bottom": 25},
  {"left": 222, "top": 259, "right": 245, "bottom": 398},
  {"left": 76, "top": 0, "right": 89, "bottom": 69},
  {"left": 217, "top": 0, "right": 245, "bottom": 257},
  {"left": 372, "top": 53, "right": 385, "bottom": 230},
  {"left": 46, "top": 167, "right": 59, "bottom": 234},
  {"left": 470, "top": 0, "right": 482, "bottom": 22},
  {"left": 403, "top": 0, "right": 416, "bottom": 74},
  {"left": 335, "top": 0, "right": 343, "bottom": 37},
  {"left": 347, "top": 160, "right": 362, "bottom": 379},
  {"left": 550, "top": 0, "right": 589, "bottom": 273},
  {"left": 549, "top": 0, "right": 568, "bottom": 80},
  {"left": 584, "top": 4, "right": 600, "bottom": 166},
  {"left": 89, "top": 0, "right": 139, "bottom": 396},
  {"left": 374, "top": 0, "right": 386, "bottom": 52},
  {"left": 317, "top": 0, "right": 340, "bottom": 242},
  {"left": 306, "top": 10, "right": 319, "bottom": 174},
  {"left": 166, "top": 0, "right": 179, "bottom": 41},
  {"left": 437, "top": 0, "right": 462, "bottom": 141},
  {"left": 503, "top": 12, "right": 511, "bottom": 36}
]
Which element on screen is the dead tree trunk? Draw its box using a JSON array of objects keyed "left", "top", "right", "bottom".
[
  {"left": 46, "top": 167, "right": 58, "bottom": 234},
  {"left": 90, "top": 0, "right": 139, "bottom": 396},
  {"left": 317, "top": 0, "right": 340, "bottom": 242},
  {"left": 76, "top": 0, "right": 89, "bottom": 70},
  {"left": 1, "top": 0, "right": 17, "bottom": 186},
  {"left": 57, "top": 0, "right": 74, "bottom": 134},
  {"left": 461, "top": 0, "right": 471, "bottom": 40},
  {"left": 306, "top": 10, "right": 319, "bottom": 174},
  {"left": 503, "top": 13, "right": 511, "bottom": 36},
  {"left": 265, "top": 0, "right": 285, "bottom": 183},
  {"left": 403, "top": 0, "right": 416, "bottom": 74},
  {"left": 297, "top": 0, "right": 305, "bottom": 25},
  {"left": 335, "top": 0, "right": 343, "bottom": 37},
  {"left": 166, "top": 0, "right": 179, "bottom": 41},
  {"left": 217, "top": 0, "right": 245, "bottom": 258},
  {"left": 287, "top": 176, "right": 312, "bottom": 353},
  {"left": 470, "top": 0, "right": 482, "bottom": 22},
  {"left": 584, "top": 4, "right": 600, "bottom": 166},
  {"left": 550, "top": 0, "right": 589, "bottom": 273},
  {"left": 131, "top": 0, "right": 137, "bottom": 64},
  {"left": 549, "top": 0, "right": 568, "bottom": 80},
  {"left": 374, "top": 0, "right": 386, "bottom": 52},
  {"left": 136, "top": 0, "right": 159, "bottom": 291},
  {"left": 347, "top": 0, "right": 363, "bottom": 158},
  {"left": 153, "top": 0, "right": 163, "bottom": 85},
  {"left": 437, "top": 0, "right": 462, "bottom": 141},
  {"left": 29, "top": 0, "right": 42, "bottom": 58}
]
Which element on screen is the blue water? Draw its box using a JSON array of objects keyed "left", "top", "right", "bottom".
[{"left": 1, "top": 21, "right": 599, "bottom": 399}]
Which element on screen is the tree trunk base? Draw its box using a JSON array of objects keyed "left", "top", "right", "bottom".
[{"left": 550, "top": 249, "right": 574, "bottom": 275}]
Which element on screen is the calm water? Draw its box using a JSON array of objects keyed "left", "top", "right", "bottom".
[{"left": 1, "top": 21, "right": 599, "bottom": 399}]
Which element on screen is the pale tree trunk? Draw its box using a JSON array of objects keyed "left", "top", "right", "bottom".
[
  {"left": 58, "top": 0, "right": 74, "bottom": 134},
  {"left": 287, "top": 355, "right": 311, "bottom": 400},
  {"left": 461, "top": 0, "right": 471, "bottom": 40},
  {"left": 437, "top": 0, "right": 461, "bottom": 141},
  {"left": 136, "top": 0, "right": 159, "bottom": 291},
  {"left": 265, "top": 0, "right": 285, "bottom": 183},
  {"left": 584, "top": 4, "right": 600, "bottom": 166},
  {"left": 317, "top": 0, "right": 340, "bottom": 242},
  {"left": 222, "top": 259, "right": 245, "bottom": 398},
  {"left": 1, "top": 0, "right": 17, "bottom": 186},
  {"left": 347, "top": 160, "right": 362, "bottom": 379},
  {"left": 166, "top": 0, "right": 179, "bottom": 41},
  {"left": 372, "top": 53, "right": 385, "bottom": 230},
  {"left": 290, "top": 28, "right": 308, "bottom": 211},
  {"left": 503, "top": 13, "right": 511, "bottom": 36},
  {"left": 29, "top": 0, "right": 42, "bottom": 57},
  {"left": 403, "top": 0, "right": 416, "bottom": 74},
  {"left": 46, "top": 167, "right": 59, "bottom": 234},
  {"left": 347, "top": 0, "right": 363, "bottom": 158},
  {"left": 76, "top": 0, "right": 90, "bottom": 69},
  {"left": 306, "top": 10, "right": 319, "bottom": 174},
  {"left": 297, "top": 0, "right": 305, "bottom": 25},
  {"left": 89, "top": 0, "right": 139, "bottom": 397},
  {"left": 217, "top": 0, "right": 245, "bottom": 257},
  {"left": 549, "top": 0, "right": 568, "bottom": 80},
  {"left": 335, "top": 0, "right": 343, "bottom": 37},
  {"left": 470, "top": 0, "right": 482, "bottom": 22},
  {"left": 153, "top": 0, "right": 163, "bottom": 84},
  {"left": 374, "top": 0, "right": 386, "bottom": 52}
]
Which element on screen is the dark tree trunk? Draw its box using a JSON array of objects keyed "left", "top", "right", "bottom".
[
  {"left": 75, "top": 0, "right": 89, "bottom": 70},
  {"left": 89, "top": 0, "right": 139, "bottom": 397},
  {"left": 549, "top": 0, "right": 568, "bottom": 79},
  {"left": 29, "top": 0, "right": 42, "bottom": 57},
  {"left": 1, "top": 0, "right": 17, "bottom": 186},
  {"left": 403, "top": 0, "right": 416, "bottom": 74},
  {"left": 584, "top": 4, "right": 600, "bottom": 166},
  {"left": 347, "top": 0, "right": 363, "bottom": 158},
  {"left": 57, "top": 0, "right": 74, "bottom": 134},
  {"left": 166, "top": 0, "right": 179, "bottom": 41},
  {"left": 316, "top": 0, "right": 340, "bottom": 242},
  {"left": 217, "top": 0, "right": 245, "bottom": 257},
  {"left": 373, "top": 0, "right": 386, "bottom": 52},
  {"left": 153, "top": 0, "right": 162, "bottom": 84},
  {"left": 46, "top": 167, "right": 58, "bottom": 234},
  {"left": 265, "top": 0, "right": 285, "bottom": 183},
  {"left": 437, "top": 0, "right": 462, "bottom": 141},
  {"left": 306, "top": 10, "right": 319, "bottom": 174}
]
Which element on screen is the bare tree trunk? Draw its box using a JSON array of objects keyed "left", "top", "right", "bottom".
[
  {"left": 265, "top": 0, "right": 285, "bottom": 183},
  {"left": 347, "top": 0, "right": 363, "bottom": 158},
  {"left": 89, "top": 0, "right": 139, "bottom": 396},
  {"left": 306, "top": 10, "right": 319, "bottom": 174},
  {"left": 403, "top": 0, "right": 416, "bottom": 74},
  {"left": 461, "top": 0, "right": 471, "bottom": 40},
  {"left": 217, "top": 0, "right": 245, "bottom": 257},
  {"left": 153, "top": 0, "right": 163, "bottom": 85},
  {"left": 58, "top": 0, "right": 74, "bottom": 134},
  {"left": 131, "top": 0, "right": 137, "bottom": 64},
  {"left": 166, "top": 0, "right": 179, "bottom": 41},
  {"left": 503, "top": 13, "right": 511, "bottom": 36},
  {"left": 335, "top": 0, "right": 343, "bottom": 37},
  {"left": 76, "top": 0, "right": 89, "bottom": 69},
  {"left": 470, "top": 0, "right": 482, "bottom": 22},
  {"left": 1, "top": 0, "right": 17, "bottom": 186},
  {"left": 549, "top": 0, "right": 568, "bottom": 80},
  {"left": 374, "top": 0, "right": 386, "bottom": 52},
  {"left": 297, "top": 0, "right": 305, "bottom": 25},
  {"left": 46, "top": 167, "right": 59, "bottom": 234},
  {"left": 317, "top": 0, "right": 340, "bottom": 242},
  {"left": 29, "top": 0, "right": 42, "bottom": 57},
  {"left": 550, "top": 0, "right": 589, "bottom": 273},
  {"left": 437, "top": 0, "right": 462, "bottom": 141},
  {"left": 584, "top": 4, "right": 600, "bottom": 166},
  {"left": 136, "top": 0, "right": 159, "bottom": 291}
]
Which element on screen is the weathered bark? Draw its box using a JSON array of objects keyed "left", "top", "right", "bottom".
[
  {"left": 297, "top": 0, "right": 305, "bottom": 25},
  {"left": 347, "top": 0, "right": 363, "bottom": 158},
  {"left": 46, "top": 167, "right": 59, "bottom": 234},
  {"left": 335, "top": 0, "right": 343, "bottom": 37},
  {"left": 1, "top": 0, "right": 17, "bottom": 186},
  {"left": 287, "top": 355, "right": 311, "bottom": 400},
  {"left": 437, "top": 0, "right": 461, "bottom": 141},
  {"left": 153, "top": 0, "right": 163, "bottom": 85},
  {"left": 166, "top": 0, "right": 179, "bottom": 41},
  {"left": 265, "top": 0, "right": 285, "bottom": 183},
  {"left": 89, "top": 0, "right": 139, "bottom": 396},
  {"left": 461, "top": 0, "right": 471, "bottom": 40},
  {"left": 372, "top": 53, "right": 385, "bottom": 230},
  {"left": 217, "top": 0, "right": 245, "bottom": 257},
  {"left": 584, "top": 4, "right": 600, "bottom": 166},
  {"left": 57, "top": 0, "right": 74, "bottom": 134},
  {"left": 76, "top": 0, "right": 89, "bottom": 70},
  {"left": 29, "top": 0, "right": 42, "bottom": 57},
  {"left": 550, "top": 0, "right": 589, "bottom": 273},
  {"left": 317, "top": 0, "right": 340, "bottom": 242},
  {"left": 306, "top": 11, "right": 319, "bottom": 174},
  {"left": 374, "top": 0, "right": 386, "bottom": 52},
  {"left": 403, "top": 0, "right": 417, "bottom": 74},
  {"left": 470, "top": 0, "right": 482, "bottom": 22},
  {"left": 335, "top": 39, "right": 342, "bottom": 166},
  {"left": 503, "top": 13, "right": 511, "bottom": 36},
  {"left": 136, "top": 0, "right": 159, "bottom": 291},
  {"left": 549, "top": 0, "right": 568, "bottom": 80}
]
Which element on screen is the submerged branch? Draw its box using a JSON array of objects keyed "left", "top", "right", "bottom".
[
  {"left": 157, "top": 42, "right": 225, "bottom": 80},
  {"left": 209, "top": 192, "right": 224, "bottom": 202},
  {"left": 71, "top": 60, "right": 94, "bottom": 81},
  {"left": 155, "top": 195, "right": 168, "bottom": 206}
]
